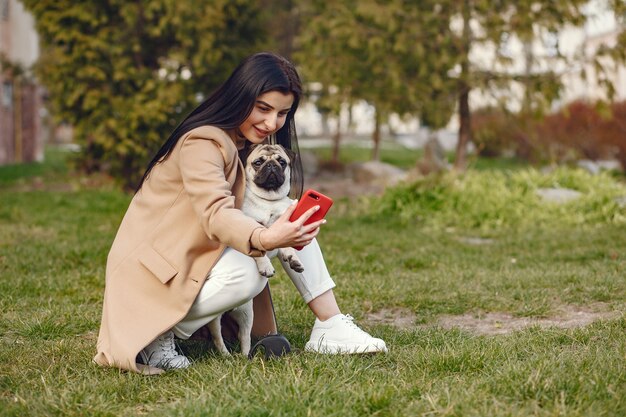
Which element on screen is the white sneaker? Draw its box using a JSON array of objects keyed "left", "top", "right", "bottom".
[
  {"left": 138, "top": 331, "right": 191, "bottom": 370},
  {"left": 305, "top": 314, "right": 388, "bottom": 354}
]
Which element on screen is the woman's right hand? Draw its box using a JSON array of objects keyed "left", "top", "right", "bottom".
[{"left": 259, "top": 201, "right": 326, "bottom": 251}]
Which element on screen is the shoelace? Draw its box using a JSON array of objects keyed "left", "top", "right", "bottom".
[
  {"left": 341, "top": 314, "right": 371, "bottom": 336},
  {"left": 157, "top": 333, "right": 181, "bottom": 360}
]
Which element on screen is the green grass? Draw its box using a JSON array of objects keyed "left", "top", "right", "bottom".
[
  {"left": 303, "top": 140, "right": 424, "bottom": 169},
  {"left": 467, "top": 155, "right": 530, "bottom": 172},
  {"left": 1, "top": 147, "right": 625, "bottom": 416},
  {"left": 302, "top": 140, "right": 528, "bottom": 172},
  {"left": 0, "top": 146, "right": 70, "bottom": 185}
]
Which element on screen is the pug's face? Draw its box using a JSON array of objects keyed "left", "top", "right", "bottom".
[{"left": 244, "top": 144, "right": 294, "bottom": 197}]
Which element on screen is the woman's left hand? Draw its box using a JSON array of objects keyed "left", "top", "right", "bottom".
[{"left": 259, "top": 201, "right": 326, "bottom": 250}]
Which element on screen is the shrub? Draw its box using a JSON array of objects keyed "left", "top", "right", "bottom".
[
  {"left": 596, "top": 100, "right": 626, "bottom": 170},
  {"left": 471, "top": 108, "right": 515, "bottom": 157},
  {"left": 371, "top": 168, "right": 626, "bottom": 232},
  {"left": 471, "top": 100, "right": 626, "bottom": 169},
  {"left": 539, "top": 101, "right": 610, "bottom": 160}
]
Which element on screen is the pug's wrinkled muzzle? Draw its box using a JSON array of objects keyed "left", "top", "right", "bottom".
[{"left": 254, "top": 162, "right": 285, "bottom": 190}]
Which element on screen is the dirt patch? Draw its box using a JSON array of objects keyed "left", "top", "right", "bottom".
[
  {"left": 366, "top": 304, "right": 622, "bottom": 335},
  {"left": 306, "top": 173, "right": 386, "bottom": 200},
  {"left": 457, "top": 236, "right": 497, "bottom": 245},
  {"left": 366, "top": 307, "right": 418, "bottom": 329},
  {"left": 437, "top": 304, "right": 621, "bottom": 335}
]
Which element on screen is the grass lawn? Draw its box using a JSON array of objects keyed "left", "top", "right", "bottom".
[
  {"left": 1, "top": 147, "right": 625, "bottom": 416},
  {"left": 302, "top": 140, "right": 424, "bottom": 170},
  {"left": 300, "top": 138, "right": 529, "bottom": 172}
]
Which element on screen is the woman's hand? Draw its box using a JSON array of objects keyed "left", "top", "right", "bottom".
[{"left": 259, "top": 201, "right": 326, "bottom": 251}]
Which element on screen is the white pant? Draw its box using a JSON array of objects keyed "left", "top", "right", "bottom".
[{"left": 172, "top": 239, "right": 336, "bottom": 339}]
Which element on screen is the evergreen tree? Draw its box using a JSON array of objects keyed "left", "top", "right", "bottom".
[
  {"left": 296, "top": 0, "right": 458, "bottom": 161},
  {"left": 24, "top": 0, "right": 266, "bottom": 189}
]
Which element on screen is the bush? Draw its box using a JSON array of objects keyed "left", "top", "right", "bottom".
[
  {"left": 539, "top": 101, "right": 609, "bottom": 161},
  {"left": 370, "top": 168, "right": 626, "bottom": 232},
  {"left": 471, "top": 100, "right": 626, "bottom": 169},
  {"left": 471, "top": 108, "right": 515, "bottom": 158},
  {"left": 597, "top": 100, "right": 626, "bottom": 170}
]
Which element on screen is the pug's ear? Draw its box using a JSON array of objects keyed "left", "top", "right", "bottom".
[
  {"left": 284, "top": 147, "right": 297, "bottom": 164},
  {"left": 239, "top": 143, "right": 260, "bottom": 166}
]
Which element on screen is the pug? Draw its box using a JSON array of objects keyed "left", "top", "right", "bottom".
[
  {"left": 207, "top": 143, "right": 304, "bottom": 356},
  {"left": 241, "top": 143, "right": 305, "bottom": 277},
  {"left": 206, "top": 302, "right": 253, "bottom": 356}
]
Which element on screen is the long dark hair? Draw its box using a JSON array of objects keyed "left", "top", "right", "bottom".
[{"left": 136, "top": 52, "right": 304, "bottom": 197}]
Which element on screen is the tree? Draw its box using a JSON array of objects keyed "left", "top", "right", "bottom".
[
  {"left": 444, "top": 0, "right": 590, "bottom": 170},
  {"left": 259, "top": 0, "right": 302, "bottom": 60},
  {"left": 591, "top": 0, "right": 626, "bottom": 100},
  {"left": 296, "top": 0, "right": 458, "bottom": 162},
  {"left": 24, "top": 0, "right": 267, "bottom": 189},
  {"left": 297, "top": 0, "right": 617, "bottom": 171}
]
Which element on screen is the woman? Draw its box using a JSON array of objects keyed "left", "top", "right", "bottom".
[{"left": 93, "top": 52, "right": 387, "bottom": 374}]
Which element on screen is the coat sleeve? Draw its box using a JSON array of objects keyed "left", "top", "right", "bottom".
[{"left": 178, "top": 131, "right": 267, "bottom": 256}]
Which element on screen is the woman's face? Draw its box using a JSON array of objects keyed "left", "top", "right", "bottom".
[{"left": 239, "top": 91, "right": 294, "bottom": 144}]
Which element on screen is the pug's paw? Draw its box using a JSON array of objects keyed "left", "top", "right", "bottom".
[
  {"left": 280, "top": 248, "right": 304, "bottom": 273},
  {"left": 255, "top": 256, "right": 275, "bottom": 278},
  {"left": 287, "top": 257, "right": 304, "bottom": 273}
]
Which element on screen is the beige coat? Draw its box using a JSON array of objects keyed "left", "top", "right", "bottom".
[{"left": 93, "top": 126, "right": 268, "bottom": 374}]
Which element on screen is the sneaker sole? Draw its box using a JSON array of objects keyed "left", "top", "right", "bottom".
[
  {"left": 304, "top": 341, "right": 388, "bottom": 354},
  {"left": 137, "top": 349, "right": 191, "bottom": 370}
]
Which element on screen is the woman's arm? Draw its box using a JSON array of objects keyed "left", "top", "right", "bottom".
[
  {"left": 178, "top": 127, "right": 325, "bottom": 253},
  {"left": 179, "top": 131, "right": 267, "bottom": 255}
]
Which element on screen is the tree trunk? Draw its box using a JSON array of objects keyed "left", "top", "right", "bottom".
[
  {"left": 522, "top": 40, "right": 533, "bottom": 113},
  {"left": 347, "top": 104, "right": 354, "bottom": 135},
  {"left": 331, "top": 116, "right": 341, "bottom": 165},
  {"left": 455, "top": 87, "right": 470, "bottom": 171},
  {"left": 372, "top": 107, "right": 381, "bottom": 161},
  {"left": 454, "top": 0, "right": 472, "bottom": 171},
  {"left": 321, "top": 112, "right": 330, "bottom": 136}
]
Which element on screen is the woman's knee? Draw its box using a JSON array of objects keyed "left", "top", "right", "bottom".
[
  {"left": 236, "top": 261, "right": 266, "bottom": 299},
  {"left": 213, "top": 249, "right": 267, "bottom": 299}
]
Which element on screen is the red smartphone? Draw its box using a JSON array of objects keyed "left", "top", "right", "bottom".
[{"left": 289, "top": 189, "right": 333, "bottom": 250}]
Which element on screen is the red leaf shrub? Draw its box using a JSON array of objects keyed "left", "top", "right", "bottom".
[
  {"left": 596, "top": 101, "right": 626, "bottom": 170},
  {"left": 471, "top": 108, "right": 513, "bottom": 157},
  {"left": 471, "top": 100, "right": 626, "bottom": 170}
]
